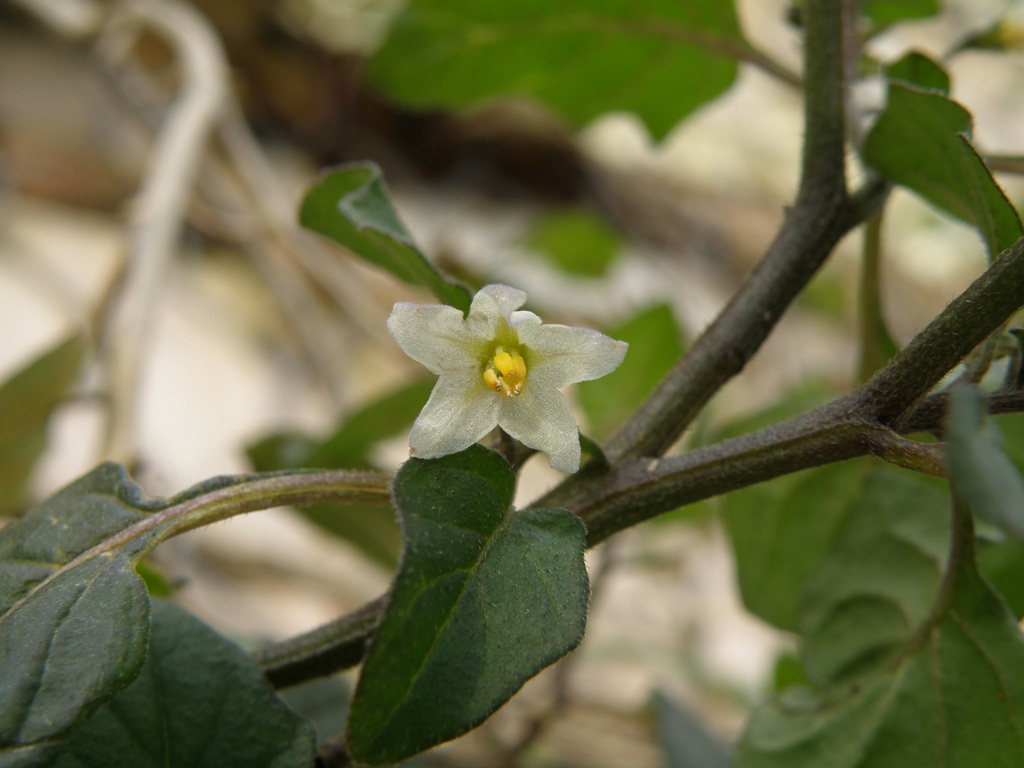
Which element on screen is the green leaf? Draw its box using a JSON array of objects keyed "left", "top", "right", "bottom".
[
  {"left": 577, "top": 304, "right": 684, "bottom": 440},
  {"left": 0, "top": 334, "right": 86, "bottom": 516},
  {"left": 946, "top": 385, "right": 1024, "bottom": 542},
  {"left": 54, "top": 600, "right": 315, "bottom": 768},
  {"left": 884, "top": 51, "right": 949, "bottom": 94},
  {"left": 797, "top": 470, "right": 949, "bottom": 686},
  {"left": 864, "top": 83, "right": 1023, "bottom": 258},
  {"left": 772, "top": 652, "right": 811, "bottom": 692},
  {"left": 246, "top": 433, "right": 319, "bottom": 473},
  {"left": 300, "top": 162, "right": 471, "bottom": 312},
  {"left": 654, "top": 690, "right": 732, "bottom": 768},
  {"left": 278, "top": 676, "right": 351, "bottom": 745},
  {"left": 978, "top": 535, "right": 1024, "bottom": 619},
  {"left": 994, "top": 411, "right": 1024, "bottom": 469},
  {"left": 737, "top": 542, "right": 1024, "bottom": 767},
  {"left": 525, "top": 208, "right": 622, "bottom": 277},
  {"left": 249, "top": 377, "right": 433, "bottom": 472},
  {"left": 862, "top": 0, "right": 939, "bottom": 29},
  {"left": 0, "top": 555, "right": 149, "bottom": 767},
  {"left": 0, "top": 465, "right": 159, "bottom": 763},
  {"left": 952, "top": 17, "right": 1024, "bottom": 54},
  {"left": 346, "top": 445, "right": 588, "bottom": 765},
  {"left": 976, "top": 411, "right": 1024, "bottom": 617},
  {"left": 248, "top": 379, "right": 435, "bottom": 567},
  {"left": 306, "top": 378, "right": 434, "bottom": 471},
  {"left": 1, "top": 464, "right": 378, "bottom": 761},
  {"left": 298, "top": 501, "right": 400, "bottom": 569},
  {"left": 366, "top": 0, "right": 744, "bottom": 140},
  {"left": 723, "top": 461, "right": 870, "bottom": 632}
]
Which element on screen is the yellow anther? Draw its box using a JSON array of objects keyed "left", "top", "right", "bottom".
[
  {"left": 483, "top": 348, "right": 528, "bottom": 397},
  {"left": 493, "top": 351, "right": 515, "bottom": 377},
  {"left": 511, "top": 354, "right": 527, "bottom": 379}
]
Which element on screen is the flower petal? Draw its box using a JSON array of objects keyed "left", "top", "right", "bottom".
[
  {"left": 387, "top": 302, "right": 481, "bottom": 374},
  {"left": 498, "top": 385, "right": 581, "bottom": 473},
  {"left": 472, "top": 284, "right": 528, "bottom": 323},
  {"left": 508, "top": 309, "right": 542, "bottom": 329},
  {"left": 519, "top": 324, "right": 628, "bottom": 388},
  {"left": 409, "top": 370, "right": 500, "bottom": 459}
]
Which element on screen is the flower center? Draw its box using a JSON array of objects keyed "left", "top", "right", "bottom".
[{"left": 482, "top": 347, "right": 527, "bottom": 397}]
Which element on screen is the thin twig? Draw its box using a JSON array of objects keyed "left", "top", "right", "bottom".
[
  {"left": 215, "top": 107, "right": 389, "bottom": 345},
  {"left": 895, "top": 389, "right": 1024, "bottom": 436},
  {"left": 91, "top": 49, "right": 356, "bottom": 404},
  {"left": 8, "top": 0, "right": 104, "bottom": 38},
  {"left": 98, "top": 0, "right": 228, "bottom": 464},
  {"left": 987, "top": 155, "right": 1024, "bottom": 176}
]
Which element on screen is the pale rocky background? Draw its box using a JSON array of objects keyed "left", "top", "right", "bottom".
[{"left": 1, "top": 0, "right": 1022, "bottom": 765}]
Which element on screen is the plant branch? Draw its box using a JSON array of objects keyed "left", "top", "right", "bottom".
[
  {"left": 101, "top": 469, "right": 390, "bottom": 559},
  {"left": 850, "top": 235, "right": 1024, "bottom": 423},
  {"left": 252, "top": 231, "right": 1024, "bottom": 684},
  {"left": 987, "top": 155, "right": 1024, "bottom": 176},
  {"left": 604, "top": 0, "right": 856, "bottom": 463},
  {"left": 0, "top": 469, "right": 391, "bottom": 630},
  {"left": 897, "top": 390, "right": 1024, "bottom": 435},
  {"left": 255, "top": 595, "right": 389, "bottom": 689},
  {"left": 581, "top": 415, "right": 897, "bottom": 546},
  {"left": 151, "top": 471, "right": 392, "bottom": 543},
  {"left": 579, "top": 234, "right": 1024, "bottom": 543}
]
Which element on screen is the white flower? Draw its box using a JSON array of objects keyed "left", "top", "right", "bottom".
[{"left": 387, "top": 284, "right": 628, "bottom": 473}]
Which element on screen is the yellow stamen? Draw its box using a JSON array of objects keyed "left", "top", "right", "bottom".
[
  {"left": 483, "top": 348, "right": 527, "bottom": 397},
  {"left": 493, "top": 351, "right": 515, "bottom": 377}
]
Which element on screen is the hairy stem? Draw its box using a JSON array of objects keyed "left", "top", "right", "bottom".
[
  {"left": 582, "top": 415, "right": 888, "bottom": 546},
  {"left": 255, "top": 596, "right": 389, "bottom": 688},
  {"left": 257, "top": 232, "right": 1024, "bottom": 683},
  {"left": 851, "top": 235, "right": 1024, "bottom": 423},
  {"left": 0, "top": 469, "right": 391, "bottom": 631},
  {"left": 580, "top": 235, "right": 1024, "bottom": 542},
  {"left": 605, "top": 0, "right": 854, "bottom": 463}
]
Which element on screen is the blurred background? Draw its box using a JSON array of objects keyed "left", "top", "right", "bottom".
[{"left": 1, "top": 0, "right": 1022, "bottom": 764}]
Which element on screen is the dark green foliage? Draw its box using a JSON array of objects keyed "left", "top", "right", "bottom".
[
  {"left": 54, "top": 601, "right": 315, "bottom": 768},
  {"left": 345, "top": 446, "right": 587, "bottom": 765},
  {"left": 0, "top": 335, "right": 85, "bottom": 516},
  {"left": 655, "top": 690, "right": 733, "bottom": 768},
  {"left": 947, "top": 385, "right": 1024, "bottom": 542},
  {"left": 525, "top": 208, "right": 623, "bottom": 277},
  {"left": 724, "top": 461, "right": 870, "bottom": 632},
  {"left": 864, "top": 83, "right": 1023, "bottom": 258},
  {"left": 300, "top": 162, "right": 472, "bottom": 312},
  {"left": 248, "top": 378, "right": 435, "bottom": 566},
  {"left": 0, "top": 466, "right": 158, "bottom": 764},
  {"left": 366, "top": 0, "right": 744, "bottom": 139},
  {"left": 738, "top": 544, "right": 1024, "bottom": 767}
]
